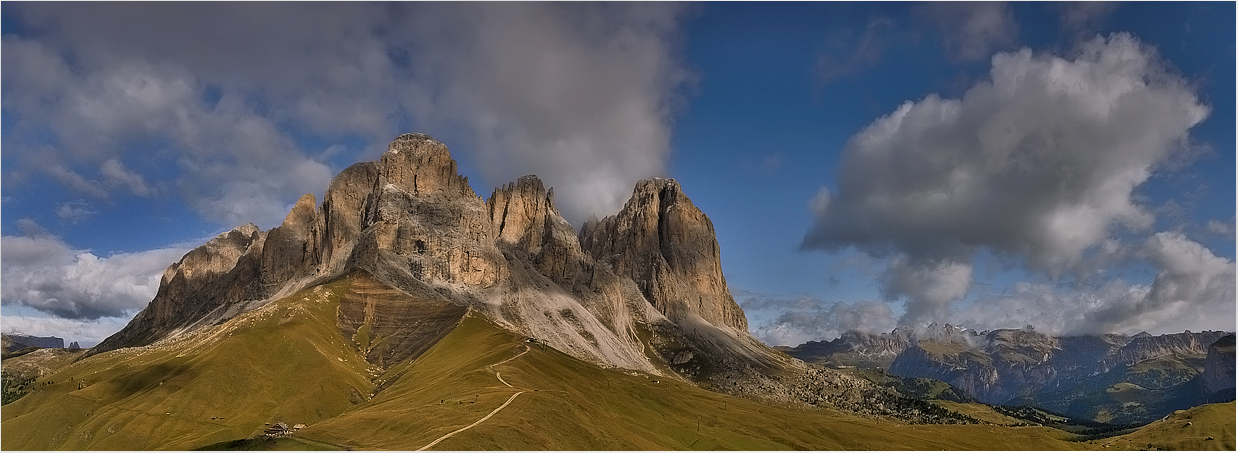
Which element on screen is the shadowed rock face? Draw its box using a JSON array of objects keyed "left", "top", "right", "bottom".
[
  {"left": 486, "top": 175, "right": 583, "bottom": 284},
  {"left": 579, "top": 178, "right": 749, "bottom": 332},
  {"left": 1203, "top": 334, "right": 1235, "bottom": 395},
  {"left": 93, "top": 225, "right": 268, "bottom": 353},
  {"left": 2, "top": 334, "right": 65, "bottom": 350}
]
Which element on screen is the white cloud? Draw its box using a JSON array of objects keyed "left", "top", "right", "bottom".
[
  {"left": 802, "top": 33, "right": 1211, "bottom": 330},
  {"left": 1206, "top": 219, "right": 1234, "bottom": 238},
  {"left": 56, "top": 200, "right": 97, "bottom": 224},
  {"left": 880, "top": 258, "right": 972, "bottom": 327},
  {"left": 956, "top": 232, "right": 1235, "bottom": 335},
  {"left": 919, "top": 2, "right": 1019, "bottom": 61},
  {"left": 3, "top": 36, "right": 339, "bottom": 228},
  {"left": 1085, "top": 231, "right": 1236, "bottom": 333},
  {"left": 956, "top": 281, "right": 1147, "bottom": 335},
  {"left": 816, "top": 15, "right": 898, "bottom": 84},
  {"left": 45, "top": 165, "right": 107, "bottom": 199},
  {"left": 4, "top": 3, "right": 692, "bottom": 229},
  {"left": 396, "top": 3, "right": 694, "bottom": 223},
  {"left": 100, "top": 158, "right": 153, "bottom": 197},
  {"left": 1057, "top": 2, "right": 1118, "bottom": 36},
  {"left": 743, "top": 295, "right": 897, "bottom": 346},
  {"left": 1, "top": 228, "right": 190, "bottom": 320}
]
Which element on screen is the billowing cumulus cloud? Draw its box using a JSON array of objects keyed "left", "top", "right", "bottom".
[
  {"left": 803, "top": 33, "right": 1212, "bottom": 331},
  {"left": 1, "top": 225, "right": 191, "bottom": 319},
  {"left": 1082, "top": 232, "right": 1236, "bottom": 333},
  {"left": 3, "top": 3, "right": 690, "bottom": 228}
]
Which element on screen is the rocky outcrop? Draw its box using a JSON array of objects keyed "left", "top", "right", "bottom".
[
  {"left": 380, "top": 133, "right": 475, "bottom": 198},
  {"left": 90, "top": 132, "right": 910, "bottom": 421},
  {"left": 260, "top": 194, "right": 323, "bottom": 292},
  {"left": 2, "top": 334, "right": 64, "bottom": 350},
  {"left": 789, "top": 326, "right": 1234, "bottom": 422},
  {"left": 93, "top": 224, "right": 268, "bottom": 353},
  {"left": 486, "top": 175, "right": 584, "bottom": 284},
  {"left": 580, "top": 178, "right": 748, "bottom": 332},
  {"left": 1203, "top": 334, "right": 1235, "bottom": 395},
  {"left": 319, "top": 162, "right": 379, "bottom": 273}
]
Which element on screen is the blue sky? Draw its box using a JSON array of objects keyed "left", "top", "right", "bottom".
[{"left": 2, "top": 2, "right": 1234, "bottom": 347}]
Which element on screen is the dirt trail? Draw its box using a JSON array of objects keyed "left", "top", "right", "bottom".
[{"left": 416, "top": 344, "right": 531, "bottom": 451}]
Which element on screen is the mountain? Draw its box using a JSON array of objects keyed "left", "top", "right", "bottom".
[
  {"left": 2, "top": 334, "right": 66, "bottom": 355},
  {"left": 19, "top": 136, "right": 959, "bottom": 407},
  {"left": 785, "top": 326, "right": 1235, "bottom": 424},
  {"left": 3, "top": 272, "right": 1090, "bottom": 450},
  {"left": 5, "top": 133, "right": 1235, "bottom": 449},
  {"left": 1202, "top": 334, "right": 1235, "bottom": 398},
  {"left": 6, "top": 133, "right": 1111, "bottom": 449},
  {"left": 778, "top": 328, "right": 912, "bottom": 369},
  {"left": 89, "top": 133, "right": 864, "bottom": 406}
]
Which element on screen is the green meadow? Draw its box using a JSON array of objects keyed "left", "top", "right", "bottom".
[{"left": 2, "top": 273, "right": 1231, "bottom": 450}]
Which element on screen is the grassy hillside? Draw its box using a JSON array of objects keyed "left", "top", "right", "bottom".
[
  {"left": 1096, "top": 401, "right": 1235, "bottom": 450},
  {"left": 1, "top": 275, "right": 377, "bottom": 450},
  {"left": 4, "top": 273, "right": 1229, "bottom": 450},
  {"left": 297, "top": 313, "right": 1083, "bottom": 450},
  {"left": 2, "top": 348, "right": 86, "bottom": 404}
]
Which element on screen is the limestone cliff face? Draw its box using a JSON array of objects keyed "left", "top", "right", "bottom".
[
  {"left": 579, "top": 178, "right": 748, "bottom": 332},
  {"left": 92, "top": 133, "right": 644, "bottom": 373},
  {"left": 1203, "top": 334, "right": 1236, "bottom": 394},
  {"left": 380, "top": 133, "right": 475, "bottom": 198},
  {"left": 260, "top": 194, "right": 323, "bottom": 292},
  {"left": 486, "top": 175, "right": 583, "bottom": 284},
  {"left": 94, "top": 224, "right": 268, "bottom": 352},
  {"left": 319, "top": 162, "right": 379, "bottom": 274}
]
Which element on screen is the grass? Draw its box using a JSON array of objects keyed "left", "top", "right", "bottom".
[
  {"left": 299, "top": 313, "right": 1084, "bottom": 451},
  {"left": 1, "top": 275, "right": 375, "bottom": 450},
  {"left": 3, "top": 273, "right": 1230, "bottom": 450},
  {"left": 1094, "top": 401, "right": 1235, "bottom": 450}
]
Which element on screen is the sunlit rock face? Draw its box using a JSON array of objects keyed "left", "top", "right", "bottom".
[{"left": 580, "top": 177, "right": 749, "bottom": 333}]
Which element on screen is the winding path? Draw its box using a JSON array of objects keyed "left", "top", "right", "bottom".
[{"left": 416, "top": 345, "right": 531, "bottom": 451}]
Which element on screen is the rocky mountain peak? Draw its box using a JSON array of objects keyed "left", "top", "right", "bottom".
[
  {"left": 380, "top": 132, "right": 475, "bottom": 197},
  {"left": 485, "top": 175, "right": 582, "bottom": 283},
  {"left": 580, "top": 177, "right": 748, "bottom": 332}
]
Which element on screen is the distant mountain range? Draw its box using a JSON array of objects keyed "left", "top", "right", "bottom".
[
  {"left": 782, "top": 325, "right": 1235, "bottom": 424},
  {"left": 1, "top": 334, "right": 65, "bottom": 351}
]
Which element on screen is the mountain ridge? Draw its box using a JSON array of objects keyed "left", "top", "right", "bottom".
[
  {"left": 784, "top": 326, "right": 1235, "bottom": 424},
  {"left": 85, "top": 132, "right": 903, "bottom": 415}
]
